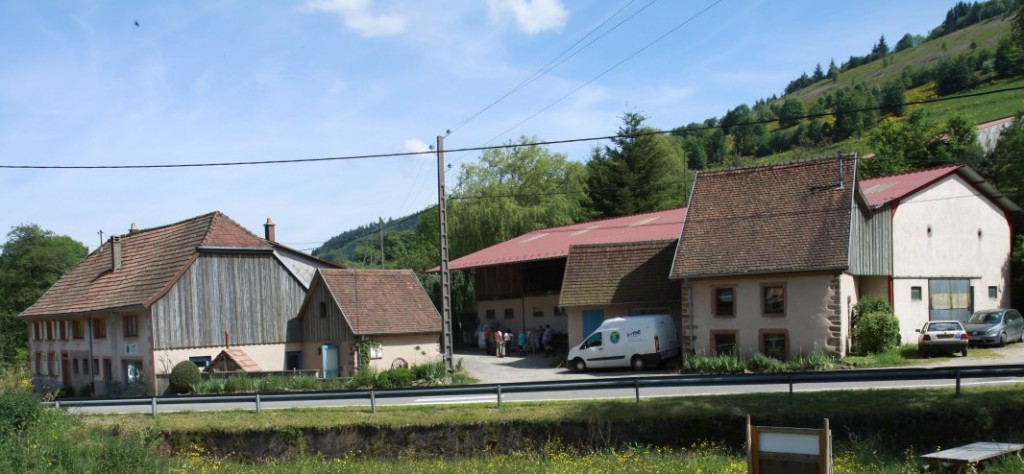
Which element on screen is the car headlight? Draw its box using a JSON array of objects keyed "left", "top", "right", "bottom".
[{"left": 986, "top": 328, "right": 1000, "bottom": 335}]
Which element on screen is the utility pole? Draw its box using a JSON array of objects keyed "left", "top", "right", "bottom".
[
  {"left": 379, "top": 217, "right": 385, "bottom": 269},
  {"left": 436, "top": 135, "right": 454, "bottom": 372}
]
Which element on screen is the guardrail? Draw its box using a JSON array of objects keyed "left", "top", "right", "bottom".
[{"left": 49, "top": 363, "right": 1024, "bottom": 416}]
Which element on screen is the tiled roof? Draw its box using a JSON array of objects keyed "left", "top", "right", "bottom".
[
  {"left": 447, "top": 207, "right": 686, "bottom": 270},
  {"left": 320, "top": 269, "right": 441, "bottom": 336},
  {"left": 20, "top": 211, "right": 274, "bottom": 318},
  {"left": 560, "top": 240, "right": 679, "bottom": 307},
  {"left": 859, "top": 164, "right": 963, "bottom": 207},
  {"left": 207, "top": 348, "right": 262, "bottom": 372},
  {"left": 671, "top": 157, "right": 857, "bottom": 279}
]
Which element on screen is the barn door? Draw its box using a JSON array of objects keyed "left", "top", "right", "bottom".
[{"left": 929, "top": 279, "right": 971, "bottom": 323}]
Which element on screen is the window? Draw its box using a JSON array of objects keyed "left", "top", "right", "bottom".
[
  {"left": 485, "top": 309, "right": 496, "bottom": 320},
  {"left": 318, "top": 301, "right": 327, "bottom": 318},
  {"left": 911, "top": 286, "right": 922, "bottom": 301},
  {"left": 711, "top": 331, "right": 737, "bottom": 355},
  {"left": 762, "top": 284, "right": 785, "bottom": 316},
  {"left": 48, "top": 352, "right": 56, "bottom": 375},
  {"left": 553, "top": 306, "right": 567, "bottom": 316},
  {"left": 72, "top": 320, "right": 84, "bottom": 339},
  {"left": 583, "top": 332, "right": 602, "bottom": 348},
  {"left": 504, "top": 308, "right": 514, "bottom": 319},
  {"left": 93, "top": 359, "right": 99, "bottom": 375},
  {"left": 285, "top": 351, "right": 303, "bottom": 371},
  {"left": 82, "top": 358, "right": 89, "bottom": 374},
  {"left": 93, "top": 318, "right": 107, "bottom": 339},
  {"left": 988, "top": 286, "right": 998, "bottom": 299},
  {"left": 713, "top": 287, "right": 735, "bottom": 317},
  {"left": 58, "top": 320, "right": 66, "bottom": 340},
  {"left": 533, "top": 306, "right": 545, "bottom": 318},
  {"left": 33, "top": 323, "right": 39, "bottom": 341},
  {"left": 73, "top": 359, "right": 80, "bottom": 375},
  {"left": 189, "top": 356, "right": 212, "bottom": 369},
  {"left": 123, "top": 315, "right": 138, "bottom": 338},
  {"left": 760, "top": 330, "right": 788, "bottom": 361},
  {"left": 35, "top": 353, "right": 42, "bottom": 375}
]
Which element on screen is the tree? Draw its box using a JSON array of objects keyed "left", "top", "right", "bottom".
[
  {"left": 586, "top": 112, "right": 687, "bottom": 217},
  {"left": 935, "top": 54, "right": 979, "bottom": 96},
  {"left": 995, "top": 35, "right": 1024, "bottom": 77},
  {"left": 827, "top": 60, "right": 841, "bottom": 83},
  {"left": 0, "top": 225, "right": 87, "bottom": 367},
  {"left": 812, "top": 63, "right": 825, "bottom": 81},
  {"left": 453, "top": 136, "right": 589, "bottom": 257},
  {"left": 931, "top": 112, "right": 984, "bottom": 167},
  {"left": 778, "top": 98, "right": 805, "bottom": 128},
  {"left": 832, "top": 84, "right": 878, "bottom": 140},
  {"left": 983, "top": 114, "right": 1024, "bottom": 210},
  {"left": 878, "top": 79, "right": 907, "bottom": 117},
  {"left": 864, "top": 109, "right": 932, "bottom": 177},
  {"left": 895, "top": 33, "right": 915, "bottom": 52},
  {"left": 871, "top": 35, "right": 890, "bottom": 58}
]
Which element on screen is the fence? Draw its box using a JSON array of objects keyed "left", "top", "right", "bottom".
[{"left": 51, "top": 363, "right": 1024, "bottom": 416}]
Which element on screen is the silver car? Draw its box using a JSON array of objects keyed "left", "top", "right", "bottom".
[{"left": 963, "top": 309, "right": 1024, "bottom": 347}]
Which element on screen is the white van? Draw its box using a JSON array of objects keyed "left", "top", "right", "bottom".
[{"left": 567, "top": 315, "right": 680, "bottom": 371}]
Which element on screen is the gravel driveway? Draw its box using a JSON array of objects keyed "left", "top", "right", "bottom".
[{"left": 455, "top": 343, "right": 1024, "bottom": 385}]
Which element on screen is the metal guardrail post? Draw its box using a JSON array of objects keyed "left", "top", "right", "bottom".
[
  {"left": 788, "top": 375, "right": 794, "bottom": 399},
  {"left": 255, "top": 393, "right": 261, "bottom": 413},
  {"left": 55, "top": 400, "right": 60, "bottom": 410},
  {"left": 370, "top": 389, "right": 376, "bottom": 413},
  {"left": 497, "top": 385, "right": 503, "bottom": 409},
  {"left": 955, "top": 369, "right": 961, "bottom": 397},
  {"left": 151, "top": 397, "right": 157, "bottom": 416},
  {"left": 634, "top": 378, "right": 640, "bottom": 403}
]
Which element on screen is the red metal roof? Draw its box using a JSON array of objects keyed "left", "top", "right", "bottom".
[
  {"left": 859, "top": 165, "right": 963, "bottom": 207},
  {"left": 448, "top": 207, "right": 685, "bottom": 270}
]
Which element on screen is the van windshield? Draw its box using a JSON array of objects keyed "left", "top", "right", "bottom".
[{"left": 584, "top": 332, "right": 602, "bottom": 348}]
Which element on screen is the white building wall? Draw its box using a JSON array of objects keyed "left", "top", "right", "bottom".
[
  {"left": 891, "top": 174, "right": 1012, "bottom": 341},
  {"left": 689, "top": 273, "right": 846, "bottom": 358},
  {"left": 476, "top": 295, "right": 566, "bottom": 335}
]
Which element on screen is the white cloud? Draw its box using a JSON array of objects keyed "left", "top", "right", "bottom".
[
  {"left": 488, "top": 0, "right": 568, "bottom": 36},
  {"left": 303, "top": 0, "right": 408, "bottom": 38},
  {"left": 402, "top": 138, "right": 431, "bottom": 155}
]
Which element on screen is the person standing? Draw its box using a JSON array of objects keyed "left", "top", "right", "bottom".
[
  {"left": 542, "top": 325, "right": 553, "bottom": 358},
  {"left": 494, "top": 328, "right": 505, "bottom": 358},
  {"left": 484, "top": 326, "right": 493, "bottom": 356}
]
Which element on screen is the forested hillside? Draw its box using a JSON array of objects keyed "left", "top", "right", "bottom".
[{"left": 315, "top": 0, "right": 1024, "bottom": 313}]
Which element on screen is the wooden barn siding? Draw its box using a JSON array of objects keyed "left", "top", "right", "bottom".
[
  {"left": 151, "top": 254, "right": 307, "bottom": 349},
  {"left": 848, "top": 205, "right": 892, "bottom": 276},
  {"left": 301, "top": 279, "right": 355, "bottom": 343}
]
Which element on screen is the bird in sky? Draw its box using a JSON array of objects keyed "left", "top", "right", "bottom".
[{"left": 133, "top": 20, "right": 139, "bottom": 27}]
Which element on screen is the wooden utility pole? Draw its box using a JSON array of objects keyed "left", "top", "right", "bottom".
[{"left": 436, "top": 135, "right": 454, "bottom": 371}]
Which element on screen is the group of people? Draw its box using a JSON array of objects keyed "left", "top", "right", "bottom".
[{"left": 477, "top": 324, "right": 554, "bottom": 358}]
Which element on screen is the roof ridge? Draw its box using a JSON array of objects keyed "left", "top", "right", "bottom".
[
  {"left": 861, "top": 163, "right": 963, "bottom": 182},
  {"left": 520, "top": 206, "right": 686, "bottom": 235},
  {"left": 117, "top": 211, "right": 220, "bottom": 239},
  {"left": 697, "top": 154, "right": 856, "bottom": 177}
]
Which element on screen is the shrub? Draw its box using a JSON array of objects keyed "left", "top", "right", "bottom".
[
  {"left": 681, "top": 354, "right": 745, "bottom": 375},
  {"left": 377, "top": 368, "right": 415, "bottom": 389},
  {"left": 412, "top": 361, "right": 447, "bottom": 382},
  {"left": 224, "top": 374, "right": 254, "bottom": 393},
  {"left": 193, "top": 378, "right": 226, "bottom": 395},
  {"left": 168, "top": 361, "right": 202, "bottom": 394},
  {"left": 854, "top": 311, "right": 901, "bottom": 354},
  {"left": 746, "top": 354, "right": 787, "bottom": 373},
  {"left": 788, "top": 350, "right": 838, "bottom": 371},
  {"left": 288, "top": 374, "right": 320, "bottom": 391},
  {"left": 0, "top": 370, "right": 41, "bottom": 434},
  {"left": 347, "top": 368, "right": 377, "bottom": 390},
  {"left": 258, "top": 375, "right": 287, "bottom": 393}
]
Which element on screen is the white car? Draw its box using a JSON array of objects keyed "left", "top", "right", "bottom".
[{"left": 916, "top": 320, "right": 969, "bottom": 357}]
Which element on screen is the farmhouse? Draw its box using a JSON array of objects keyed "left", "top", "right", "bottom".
[{"left": 19, "top": 212, "right": 338, "bottom": 396}]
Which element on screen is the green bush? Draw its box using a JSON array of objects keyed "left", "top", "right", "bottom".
[
  {"left": 412, "top": 361, "right": 447, "bottom": 382},
  {"left": 224, "top": 374, "right": 254, "bottom": 393},
  {"left": 853, "top": 297, "right": 893, "bottom": 326},
  {"left": 854, "top": 310, "right": 902, "bottom": 354},
  {"left": 789, "top": 350, "right": 838, "bottom": 371},
  {"left": 258, "top": 375, "right": 288, "bottom": 393},
  {"left": 0, "top": 370, "right": 41, "bottom": 434},
  {"left": 377, "top": 368, "right": 415, "bottom": 389},
  {"left": 288, "top": 374, "right": 320, "bottom": 391},
  {"left": 193, "top": 378, "right": 226, "bottom": 395},
  {"left": 681, "top": 354, "right": 745, "bottom": 375},
  {"left": 347, "top": 368, "right": 377, "bottom": 390},
  {"left": 746, "top": 354, "right": 787, "bottom": 373},
  {"left": 168, "top": 360, "right": 202, "bottom": 394}
]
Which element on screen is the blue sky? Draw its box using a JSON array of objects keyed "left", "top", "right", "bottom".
[{"left": 1, "top": 0, "right": 956, "bottom": 252}]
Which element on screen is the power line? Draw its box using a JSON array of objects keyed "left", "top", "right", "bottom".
[
  {"left": 446, "top": 0, "right": 652, "bottom": 136},
  {"left": 2, "top": 85, "right": 1022, "bottom": 170}
]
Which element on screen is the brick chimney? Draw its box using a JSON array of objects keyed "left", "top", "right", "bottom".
[
  {"left": 264, "top": 217, "right": 275, "bottom": 242},
  {"left": 110, "top": 235, "right": 122, "bottom": 271}
]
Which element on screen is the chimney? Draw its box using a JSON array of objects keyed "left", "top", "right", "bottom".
[
  {"left": 129, "top": 223, "right": 139, "bottom": 234},
  {"left": 110, "top": 235, "right": 122, "bottom": 271},
  {"left": 264, "top": 217, "right": 276, "bottom": 242}
]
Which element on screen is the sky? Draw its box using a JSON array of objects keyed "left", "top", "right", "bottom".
[{"left": 1, "top": 0, "right": 959, "bottom": 253}]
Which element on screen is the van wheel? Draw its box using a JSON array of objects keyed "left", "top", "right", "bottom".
[
  {"left": 631, "top": 355, "right": 645, "bottom": 371},
  {"left": 572, "top": 358, "right": 586, "bottom": 372}
]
